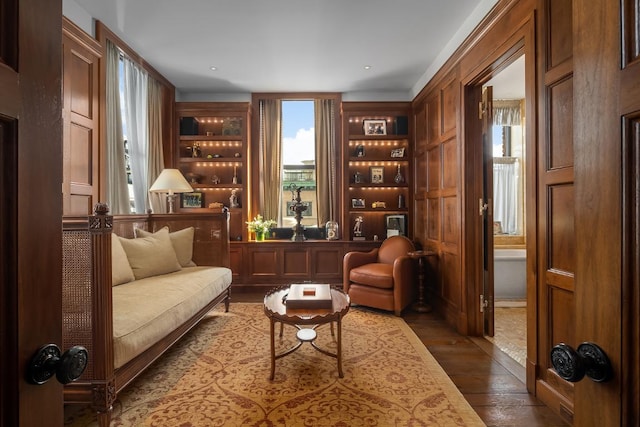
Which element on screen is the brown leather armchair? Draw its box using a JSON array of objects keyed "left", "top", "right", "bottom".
[{"left": 343, "top": 235, "right": 416, "bottom": 316}]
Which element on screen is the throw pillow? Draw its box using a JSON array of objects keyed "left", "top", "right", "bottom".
[
  {"left": 119, "top": 227, "right": 181, "bottom": 279},
  {"left": 111, "top": 233, "right": 135, "bottom": 286},
  {"left": 135, "top": 226, "right": 196, "bottom": 267}
]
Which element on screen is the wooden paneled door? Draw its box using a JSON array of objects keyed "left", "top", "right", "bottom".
[
  {"left": 0, "top": 0, "right": 64, "bottom": 425},
  {"left": 537, "top": 0, "right": 639, "bottom": 424}
]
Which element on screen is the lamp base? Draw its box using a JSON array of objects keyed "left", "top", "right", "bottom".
[{"left": 167, "top": 194, "right": 177, "bottom": 214}]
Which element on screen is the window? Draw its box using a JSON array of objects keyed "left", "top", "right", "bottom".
[{"left": 281, "top": 100, "right": 316, "bottom": 227}]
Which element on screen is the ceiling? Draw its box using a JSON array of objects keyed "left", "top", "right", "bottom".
[{"left": 68, "top": 0, "right": 496, "bottom": 99}]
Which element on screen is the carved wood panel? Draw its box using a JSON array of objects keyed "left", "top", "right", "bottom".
[{"left": 62, "top": 19, "right": 101, "bottom": 215}]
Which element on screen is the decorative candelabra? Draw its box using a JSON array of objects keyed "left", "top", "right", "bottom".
[{"left": 290, "top": 186, "right": 307, "bottom": 242}]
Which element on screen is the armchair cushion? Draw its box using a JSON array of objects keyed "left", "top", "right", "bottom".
[{"left": 350, "top": 264, "right": 394, "bottom": 289}]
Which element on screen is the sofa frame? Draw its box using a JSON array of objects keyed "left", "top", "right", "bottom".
[{"left": 62, "top": 206, "right": 231, "bottom": 426}]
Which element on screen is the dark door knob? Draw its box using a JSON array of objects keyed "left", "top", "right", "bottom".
[
  {"left": 27, "top": 344, "right": 88, "bottom": 385},
  {"left": 550, "top": 342, "right": 612, "bottom": 383}
]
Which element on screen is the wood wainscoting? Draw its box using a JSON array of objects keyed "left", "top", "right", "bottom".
[{"left": 230, "top": 240, "right": 380, "bottom": 290}]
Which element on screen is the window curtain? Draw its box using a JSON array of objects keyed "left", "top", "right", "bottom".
[
  {"left": 314, "top": 99, "right": 336, "bottom": 226},
  {"left": 259, "top": 99, "right": 283, "bottom": 223},
  {"left": 493, "top": 157, "right": 521, "bottom": 235},
  {"left": 493, "top": 99, "right": 522, "bottom": 126},
  {"left": 147, "top": 78, "right": 166, "bottom": 213},
  {"left": 105, "top": 40, "right": 130, "bottom": 214},
  {"left": 122, "top": 58, "right": 149, "bottom": 213}
]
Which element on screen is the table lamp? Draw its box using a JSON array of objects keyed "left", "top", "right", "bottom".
[{"left": 149, "top": 169, "right": 193, "bottom": 213}]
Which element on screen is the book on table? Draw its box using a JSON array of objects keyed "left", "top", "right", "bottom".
[{"left": 285, "top": 284, "right": 333, "bottom": 309}]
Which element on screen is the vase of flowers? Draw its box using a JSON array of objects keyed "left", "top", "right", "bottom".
[{"left": 246, "top": 215, "right": 276, "bottom": 242}]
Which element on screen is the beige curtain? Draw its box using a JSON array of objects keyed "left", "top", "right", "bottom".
[
  {"left": 105, "top": 40, "right": 130, "bottom": 214},
  {"left": 314, "top": 99, "right": 336, "bottom": 226},
  {"left": 493, "top": 99, "right": 523, "bottom": 126},
  {"left": 147, "top": 78, "right": 166, "bottom": 213},
  {"left": 259, "top": 99, "right": 283, "bottom": 222}
]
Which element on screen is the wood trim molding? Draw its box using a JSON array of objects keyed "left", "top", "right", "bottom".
[
  {"left": 62, "top": 16, "right": 101, "bottom": 57},
  {"left": 95, "top": 20, "right": 174, "bottom": 90}
]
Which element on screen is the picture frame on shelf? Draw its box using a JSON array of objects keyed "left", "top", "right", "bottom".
[
  {"left": 351, "top": 198, "right": 366, "bottom": 208},
  {"left": 181, "top": 192, "right": 204, "bottom": 208},
  {"left": 390, "top": 147, "right": 405, "bottom": 158},
  {"left": 370, "top": 166, "right": 384, "bottom": 184},
  {"left": 363, "top": 119, "right": 387, "bottom": 135},
  {"left": 385, "top": 214, "right": 407, "bottom": 237}
]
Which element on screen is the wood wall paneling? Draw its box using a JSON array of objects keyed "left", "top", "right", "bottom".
[
  {"left": 442, "top": 139, "right": 457, "bottom": 188},
  {"left": 547, "top": 0, "right": 573, "bottom": 69},
  {"left": 441, "top": 80, "right": 458, "bottom": 135},
  {"left": 623, "top": 113, "right": 640, "bottom": 424},
  {"left": 312, "top": 248, "right": 343, "bottom": 278},
  {"left": 548, "top": 77, "right": 574, "bottom": 170},
  {"left": 62, "top": 18, "right": 101, "bottom": 216},
  {"left": 548, "top": 184, "right": 575, "bottom": 274}
]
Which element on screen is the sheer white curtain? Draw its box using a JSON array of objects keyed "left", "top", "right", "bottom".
[
  {"left": 122, "top": 58, "right": 149, "bottom": 213},
  {"left": 105, "top": 40, "right": 130, "bottom": 214},
  {"left": 493, "top": 158, "right": 521, "bottom": 235}
]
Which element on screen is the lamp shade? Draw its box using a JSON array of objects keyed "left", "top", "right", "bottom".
[{"left": 149, "top": 169, "right": 193, "bottom": 195}]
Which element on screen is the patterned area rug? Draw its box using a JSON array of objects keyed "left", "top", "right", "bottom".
[{"left": 65, "top": 303, "right": 484, "bottom": 426}]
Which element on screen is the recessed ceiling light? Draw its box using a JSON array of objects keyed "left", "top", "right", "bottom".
[
  {"left": 364, "top": 65, "right": 372, "bottom": 70},
  {"left": 209, "top": 66, "right": 218, "bottom": 71}
]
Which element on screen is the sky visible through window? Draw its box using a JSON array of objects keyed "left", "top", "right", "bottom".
[{"left": 282, "top": 100, "right": 314, "bottom": 165}]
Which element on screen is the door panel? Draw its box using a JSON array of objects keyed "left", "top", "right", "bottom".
[
  {"left": 0, "top": 0, "right": 64, "bottom": 425},
  {"left": 535, "top": 0, "right": 577, "bottom": 421},
  {"left": 481, "top": 86, "right": 495, "bottom": 336}
]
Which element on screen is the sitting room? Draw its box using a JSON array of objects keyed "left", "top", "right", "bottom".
[{"left": 2, "top": 0, "right": 635, "bottom": 426}]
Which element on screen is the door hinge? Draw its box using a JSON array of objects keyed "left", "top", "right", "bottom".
[
  {"left": 480, "top": 294, "right": 489, "bottom": 313},
  {"left": 479, "top": 198, "right": 488, "bottom": 216}
]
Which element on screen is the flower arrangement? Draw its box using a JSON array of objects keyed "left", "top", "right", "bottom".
[{"left": 246, "top": 215, "right": 276, "bottom": 239}]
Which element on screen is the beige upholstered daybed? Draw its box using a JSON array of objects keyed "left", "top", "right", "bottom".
[{"left": 62, "top": 205, "right": 232, "bottom": 426}]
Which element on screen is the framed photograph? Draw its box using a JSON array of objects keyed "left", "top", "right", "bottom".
[
  {"left": 385, "top": 214, "right": 407, "bottom": 237},
  {"left": 370, "top": 166, "right": 384, "bottom": 184},
  {"left": 390, "top": 147, "right": 405, "bottom": 158},
  {"left": 181, "top": 192, "right": 204, "bottom": 208},
  {"left": 351, "top": 198, "right": 366, "bottom": 208},
  {"left": 363, "top": 119, "right": 387, "bottom": 135}
]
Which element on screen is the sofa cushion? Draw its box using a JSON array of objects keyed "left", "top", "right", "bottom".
[
  {"left": 136, "top": 226, "right": 196, "bottom": 267},
  {"left": 111, "top": 234, "right": 135, "bottom": 286},
  {"left": 112, "top": 266, "right": 232, "bottom": 368},
  {"left": 350, "top": 263, "right": 394, "bottom": 289},
  {"left": 118, "top": 227, "right": 181, "bottom": 280}
]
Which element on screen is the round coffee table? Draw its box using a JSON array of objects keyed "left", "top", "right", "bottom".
[{"left": 263, "top": 285, "right": 350, "bottom": 380}]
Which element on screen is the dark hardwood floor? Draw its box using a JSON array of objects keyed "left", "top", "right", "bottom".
[{"left": 233, "top": 289, "right": 568, "bottom": 427}]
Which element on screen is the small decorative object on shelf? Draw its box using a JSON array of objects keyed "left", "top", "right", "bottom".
[
  {"left": 229, "top": 189, "right": 240, "bottom": 208},
  {"left": 391, "top": 147, "right": 405, "bottom": 158},
  {"left": 246, "top": 214, "right": 276, "bottom": 242},
  {"left": 232, "top": 166, "right": 238, "bottom": 184},
  {"left": 354, "top": 171, "right": 363, "bottom": 184},
  {"left": 394, "top": 165, "right": 404, "bottom": 184},
  {"left": 325, "top": 220, "right": 339, "bottom": 240},
  {"left": 355, "top": 144, "right": 365, "bottom": 157},
  {"left": 185, "top": 172, "right": 200, "bottom": 184},
  {"left": 372, "top": 201, "right": 387, "bottom": 209},
  {"left": 398, "top": 194, "right": 406, "bottom": 209},
  {"left": 351, "top": 198, "right": 366, "bottom": 208},
  {"left": 211, "top": 175, "right": 220, "bottom": 184},
  {"left": 353, "top": 216, "right": 365, "bottom": 240},
  {"left": 370, "top": 166, "right": 384, "bottom": 184},
  {"left": 191, "top": 142, "right": 202, "bottom": 158}
]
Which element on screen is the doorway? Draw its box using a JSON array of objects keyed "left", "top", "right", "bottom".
[{"left": 482, "top": 55, "right": 527, "bottom": 368}]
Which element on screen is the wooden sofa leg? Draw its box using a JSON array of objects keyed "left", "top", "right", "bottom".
[
  {"left": 224, "top": 288, "right": 230, "bottom": 312},
  {"left": 96, "top": 409, "right": 112, "bottom": 427}
]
